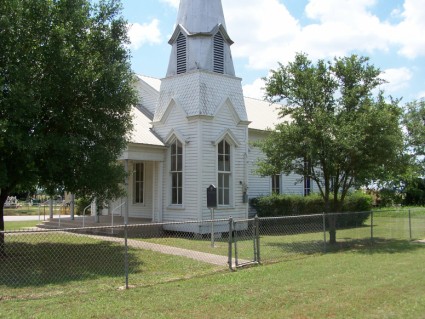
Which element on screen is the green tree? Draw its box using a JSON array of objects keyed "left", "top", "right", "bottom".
[
  {"left": 404, "top": 99, "right": 425, "bottom": 174},
  {"left": 0, "top": 0, "right": 137, "bottom": 255},
  {"left": 257, "top": 53, "right": 404, "bottom": 244}
]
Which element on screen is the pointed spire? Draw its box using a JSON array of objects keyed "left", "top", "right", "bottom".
[
  {"left": 177, "top": 0, "right": 226, "bottom": 33},
  {"left": 166, "top": 0, "right": 235, "bottom": 77}
]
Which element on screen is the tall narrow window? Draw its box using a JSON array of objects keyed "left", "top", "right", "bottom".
[
  {"left": 213, "top": 33, "right": 224, "bottom": 73},
  {"left": 272, "top": 175, "right": 280, "bottom": 194},
  {"left": 176, "top": 33, "right": 187, "bottom": 74},
  {"left": 134, "top": 163, "right": 144, "bottom": 204},
  {"left": 304, "top": 159, "right": 311, "bottom": 196},
  {"left": 218, "top": 140, "right": 231, "bottom": 205},
  {"left": 304, "top": 177, "right": 311, "bottom": 196},
  {"left": 171, "top": 139, "right": 183, "bottom": 204}
]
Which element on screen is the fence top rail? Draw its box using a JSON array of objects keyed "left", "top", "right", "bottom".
[
  {"left": 256, "top": 211, "right": 374, "bottom": 221},
  {"left": 1, "top": 218, "right": 232, "bottom": 235},
  {"left": 372, "top": 208, "right": 425, "bottom": 213},
  {"left": 259, "top": 213, "right": 324, "bottom": 221}
]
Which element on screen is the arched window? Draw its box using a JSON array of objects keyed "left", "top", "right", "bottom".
[
  {"left": 217, "top": 140, "right": 231, "bottom": 205},
  {"left": 171, "top": 139, "right": 183, "bottom": 204},
  {"left": 176, "top": 33, "right": 187, "bottom": 74},
  {"left": 213, "top": 32, "right": 224, "bottom": 74}
]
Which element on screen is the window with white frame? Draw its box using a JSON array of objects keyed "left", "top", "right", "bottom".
[
  {"left": 272, "top": 175, "right": 280, "bottom": 194},
  {"left": 217, "top": 140, "right": 231, "bottom": 205},
  {"left": 171, "top": 139, "right": 183, "bottom": 205},
  {"left": 304, "top": 177, "right": 311, "bottom": 196},
  {"left": 304, "top": 159, "right": 311, "bottom": 196},
  {"left": 134, "top": 162, "right": 144, "bottom": 204}
]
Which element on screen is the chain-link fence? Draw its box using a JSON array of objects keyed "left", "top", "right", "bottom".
[{"left": 1, "top": 209, "right": 424, "bottom": 295}]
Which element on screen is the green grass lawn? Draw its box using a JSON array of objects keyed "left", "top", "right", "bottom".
[
  {"left": 3, "top": 205, "right": 70, "bottom": 216},
  {"left": 1, "top": 210, "right": 425, "bottom": 318},
  {"left": 131, "top": 214, "right": 425, "bottom": 263},
  {"left": 3, "top": 206, "right": 42, "bottom": 216},
  {"left": 4, "top": 220, "right": 41, "bottom": 230},
  {"left": 0, "top": 232, "right": 222, "bottom": 300},
  {"left": 1, "top": 239, "right": 424, "bottom": 319}
]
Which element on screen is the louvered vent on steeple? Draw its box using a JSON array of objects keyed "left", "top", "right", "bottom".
[
  {"left": 176, "top": 33, "right": 187, "bottom": 74},
  {"left": 213, "top": 32, "right": 224, "bottom": 74}
]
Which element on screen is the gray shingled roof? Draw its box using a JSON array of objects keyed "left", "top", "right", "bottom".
[
  {"left": 134, "top": 75, "right": 285, "bottom": 132},
  {"left": 128, "top": 106, "right": 164, "bottom": 146}
]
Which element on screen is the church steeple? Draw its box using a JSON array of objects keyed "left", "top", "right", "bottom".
[
  {"left": 176, "top": 0, "right": 227, "bottom": 32},
  {"left": 166, "top": 0, "right": 235, "bottom": 77}
]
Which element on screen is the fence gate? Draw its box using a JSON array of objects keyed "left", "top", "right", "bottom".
[{"left": 230, "top": 217, "right": 260, "bottom": 269}]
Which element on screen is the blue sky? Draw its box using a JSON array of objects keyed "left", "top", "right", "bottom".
[{"left": 121, "top": 0, "right": 425, "bottom": 104}]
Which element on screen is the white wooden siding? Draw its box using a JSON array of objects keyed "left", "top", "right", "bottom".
[
  {"left": 152, "top": 73, "right": 249, "bottom": 223},
  {"left": 247, "top": 130, "right": 271, "bottom": 198}
]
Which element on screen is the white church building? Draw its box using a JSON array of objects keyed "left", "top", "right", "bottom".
[{"left": 107, "top": 0, "right": 313, "bottom": 229}]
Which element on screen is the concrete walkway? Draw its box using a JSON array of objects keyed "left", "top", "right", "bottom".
[{"left": 77, "top": 233, "right": 251, "bottom": 268}]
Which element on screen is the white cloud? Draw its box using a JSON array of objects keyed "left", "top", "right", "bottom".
[
  {"left": 159, "top": 0, "right": 179, "bottom": 8},
  {"left": 242, "top": 78, "right": 266, "bottom": 99},
  {"left": 380, "top": 67, "right": 413, "bottom": 94},
  {"left": 417, "top": 91, "right": 425, "bottom": 99},
  {"left": 223, "top": 0, "right": 301, "bottom": 69},
  {"left": 222, "top": 0, "right": 397, "bottom": 71},
  {"left": 219, "top": 0, "right": 425, "bottom": 78},
  {"left": 128, "top": 19, "right": 162, "bottom": 50},
  {"left": 392, "top": 0, "right": 425, "bottom": 58}
]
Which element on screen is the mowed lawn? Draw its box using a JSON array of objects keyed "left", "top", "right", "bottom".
[{"left": 1, "top": 239, "right": 424, "bottom": 318}]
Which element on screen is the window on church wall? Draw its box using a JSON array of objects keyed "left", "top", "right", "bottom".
[
  {"left": 272, "top": 175, "right": 280, "bottom": 194},
  {"left": 218, "top": 140, "right": 231, "bottom": 205},
  {"left": 304, "top": 159, "right": 311, "bottom": 196},
  {"left": 176, "top": 33, "right": 187, "bottom": 74},
  {"left": 171, "top": 139, "right": 183, "bottom": 205},
  {"left": 304, "top": 177, "right": 311, "bottom": 196},
  {"left": 213, "top": 33, "right": 224, "bottom": 74},
  {"left": 134, "top": 163, "right": 144, "bottom": 204}
]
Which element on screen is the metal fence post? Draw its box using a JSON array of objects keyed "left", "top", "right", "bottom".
[
  {"left": 234, "top": 220, "right": 239, "bottom": 268},
  {"left": 228, "top": 217, "right": 233, "bottom": 271},
  {"left": 409, "top": 209, "right": 412, "bottom": 240},
  {"left": 255, "top": 215, "right": 261, "bottom": 264},
  {"left": 322, "top": 212, "right": 327, "bottom": 253},
  {"left": 371, "top": 211, "right": 374, "bottom": 244},
  {"left": 124, "top": 223, "right": 129, "bottom": 289}
]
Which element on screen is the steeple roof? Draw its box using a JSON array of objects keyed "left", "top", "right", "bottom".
[
  {"left": 176, "top": 0, "right": 227, "bottom": 33},
  {"left": 166, "top": 0, "right": 236, "bottom": 77}
]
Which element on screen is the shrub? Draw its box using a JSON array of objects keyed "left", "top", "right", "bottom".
[
  {"left": 404, "top": 178, "right": 425, "bottom": 206},
  {"left": 75, "top": 197, "right": 92, "bottom": 216},
  {"left": 378, "top": 188, "right": 403, "bottom": 207},
  {"left": 250, "top": 192, "right": 373, "bottom": 227}
]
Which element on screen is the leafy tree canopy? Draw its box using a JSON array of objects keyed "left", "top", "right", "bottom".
[
  {"left": 404, "top": 99, "right": 425, "bottom": 174},
  {"left": 256, "top": 53, "right": 405, "bottom": 241},
  {"left": 0, "top": 0, "right": 137, "bottom": 236}
]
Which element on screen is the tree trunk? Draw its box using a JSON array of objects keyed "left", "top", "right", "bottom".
[
  {"left": 328, "top": 214, "right": 337, "bottom": 244},
  {"left": 329, "top": 198, "right": 343, "bottom": 245},
  {"left": 324, "top": 198, "right": 337, "bottom": 244},
  {"left": 0, "top": 191, "right": 9, "bottom": 257}
]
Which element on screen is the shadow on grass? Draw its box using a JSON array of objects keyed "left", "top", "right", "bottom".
[
  {"left": 263, "top": 240, "right": 325, "bottom": 256},
  {"left": 343, "top": 238, "right": 425, "bottom": 255},
  {"left": 0, "top": 240, "right": 142, "bottom": 288},
  {"left": 261, "top": 238, "right": 425, "bottom": 258}
]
